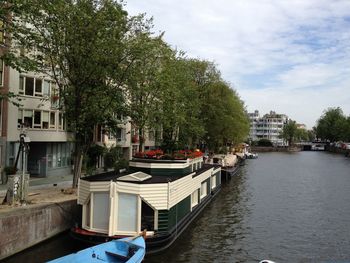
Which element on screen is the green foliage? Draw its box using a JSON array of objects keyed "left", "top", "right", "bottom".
[
  {"left": 114, "top": 158, "right": 129, "bottom": 173},
  {"left": 158, "top": 58, "right": 249, "bottom": 153},
  {"left": 104, "top": 146, "right": 122, "bottom": 171},
  {"left": 257, "top": 139, "right": 273, "bottom": 147},
  {"left": 279, "top": 120, "right": 298, "bottom": 146},
  {"left": 2, "top": 0, "right": 251, "bottom": 180},
  {"left": 86, "top": 144, "right": 105, "bottom": 169},
  {"left": 315, "top": 107, "right": 349, "bottom": 142},
  {"left": 2, "top": 0, "right": 161, "bottom": 186}
]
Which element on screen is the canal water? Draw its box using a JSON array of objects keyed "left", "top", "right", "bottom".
[{"left": 4, "top": 151, "right": 350, "bottom": 263}]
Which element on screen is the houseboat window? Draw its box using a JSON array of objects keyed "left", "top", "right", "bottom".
[
  {"left": 117, "top": 193, "right": 138, "bottom": 232},
  {"left": 85, "top": 199, "right": 91, "bottom": 227},
  {"left": 211, "top": 175, "right": 216, "bottom": 189},
  {"left": 92, "top": 192, "right": 110, "bottom": 230},
  {"left": 191, "top": 190, "right": 199, "bottom": 208},
  {"left": 200, "top": 182, "right": 207, "bottom": 199}
]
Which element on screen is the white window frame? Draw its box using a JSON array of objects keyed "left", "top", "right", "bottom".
[
  {"left": 17, "top": 108, "right": 64, "bottom": 130},
  {"left": 49, "top": 111, "right": 56, "bottom": 129},
  {"left": 113, "top": 192, "right": 141, "bottom": 236},
  {"left": 86, "top": 191, "right": 111, "bottom": 234},
  {"left": 191, "top": 189, "right": 199, "bottom": 209},
  {"left": 19, "top": 75, "right": 50, "bottom": 97},
  {"left": 211, "top": 174, "right": 216, "bottom": 189},
  {"left": 200, "top": 182, "right": 207, "bottom": 199}
]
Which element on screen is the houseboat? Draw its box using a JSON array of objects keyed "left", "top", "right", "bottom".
[
  {"left": 71, "top": 150, "right": 221, "bottom": 254},
  {"left": 210, "top": 153, "right": 241, "bottom": 181}
]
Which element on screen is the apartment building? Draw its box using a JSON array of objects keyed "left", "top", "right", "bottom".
[
  {"left": 248, "top": 110, "right": 289, "bottom": 146},
  {"left": 95, "top": 120, "right": 157, "bottom": 163},
  {"left": 5, "top": 69, "right": 74, "bottom": 177}
]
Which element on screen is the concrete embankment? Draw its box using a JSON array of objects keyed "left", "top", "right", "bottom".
[
  {"left": 251, "top": 146, "right": 301, "bottom": 152},
  {"left": 0, "top": 199, "right": 78, "bottom": 260}
]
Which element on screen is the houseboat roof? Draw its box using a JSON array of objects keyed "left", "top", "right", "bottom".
[{"left": 81, "top": 164, "right": 218, "bottom": 184}]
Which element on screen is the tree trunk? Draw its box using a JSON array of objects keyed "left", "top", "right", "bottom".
[
  {"left": 138, "top": 128, "right": 144, "bottom": 152},
  {"left": 72, "top": 145, "right": 83, "bottom": 188}
]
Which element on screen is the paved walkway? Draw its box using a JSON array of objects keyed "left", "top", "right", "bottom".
[{"left": 0, "top": 174, "right": 73, "bottom": 196}]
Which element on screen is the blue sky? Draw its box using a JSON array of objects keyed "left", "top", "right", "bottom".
[{"left": 125, "top": 0, "right": 350, "bottom": 129}]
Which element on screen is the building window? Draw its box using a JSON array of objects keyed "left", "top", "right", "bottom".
[
  {"left": 42, "top": 111, "right": 49, "bottom": 129},
  {"left": 148, "top": 130, "right": 155, "bottom": 141},
  {"left": 34, "top": 110, "right": 41, "bottom": 128},
  {"left": 23, "top": 110, "right": 33, "bottom": 128},
  {"left": 116, "top": 128, "right": 125, "bottom": 142},
  {"left": 50, "top": 112, "right": 56, "bottom": 129},
  {"left": 58, "top": 112, "right": 64, "bottom": 130},
  {"left": 132, "top": 145, "right": 138, "bottom": 156},
  {"left": 17, "top": 109, "right": 23, "bottom": 128},
  {"left": 0, "top": 59, "right": 4, "bottom": 87},
  {"left": 43, "top": 80, "right": 50, "bottom": 96},
  {"left": 35, "top": 78, "right": 42, "bottom": 96},
  {"left": 18, "top": 109, "right": 63, "bottom": 130},
  {"left": 19, "top": 75, "right": 48, "bottom": 97},
  {"left": 25, "top": 77, "right": 34, "bottom": 96},
  {"left": 19, "top": 76, "right": 24, "bottom": 94},
  {"left": 200, "top": 182, "right": 207, "bottom": 199}
]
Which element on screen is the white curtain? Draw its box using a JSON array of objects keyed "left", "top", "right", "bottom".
[
  {"left": 117, "top": 193, "right": 138, "bottom": 232},
  {"left": 92, "top": 192, "right": 110, "bottom": 230}
]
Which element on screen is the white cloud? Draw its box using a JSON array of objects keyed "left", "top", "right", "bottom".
[{"left": 125, "top": 0, "right": 350, "bottom": 128}]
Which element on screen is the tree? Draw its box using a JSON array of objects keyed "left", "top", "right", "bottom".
[
  {"left": 315, "top": 107, "right": 347, "bottom": 142},
  {"left": 157, "top": 57, "right": 205, "bottom": 152},
  {"left": 280, "top": 120, "right": 298, "bottom": 146},
  {"left": 124, "top": 33, "right": 173, "bottom": 151},
  {"left": 2, "top": 0, "right": 155, "bottom": 187}
]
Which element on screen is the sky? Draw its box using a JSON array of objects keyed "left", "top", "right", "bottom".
[{"left": 125, "top": 0, "right": 350, "bottom": 129}]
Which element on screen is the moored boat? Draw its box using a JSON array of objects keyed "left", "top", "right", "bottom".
[
  {"left": 209, "top": 153, "right": 241, "bottom": 181},
  {"left": 71, "top": 150, "right": 221, "bottom": 254},
  {"left": 245, "top": 152, "right": 258, "bottom": 159},
  {"left": 48, "top": 236, "right": 145, "bottom": 263}
]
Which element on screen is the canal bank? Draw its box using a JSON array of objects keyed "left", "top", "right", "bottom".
[
  {"left": 0, "top": 187, "right": 78, "bottom": 260},
  {"left": 251, "top": 146, "right": 301, "bottom": 152}
]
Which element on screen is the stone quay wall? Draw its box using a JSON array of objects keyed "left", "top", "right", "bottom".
[{"left": 0, "top": 199, "right": 78, "bottom": 260}]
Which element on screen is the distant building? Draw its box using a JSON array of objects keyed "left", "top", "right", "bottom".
[
  {"left": 296, "top": 123, "right": 307, "bottom": 130},
  {"left": 248, "top": 110, "right": 289, "bottom": 146}
]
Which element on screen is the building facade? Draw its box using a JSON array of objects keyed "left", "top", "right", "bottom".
[
  {"left": 248, "top": 110, "right": 289, "bottom": 146},
  {"left": 5, "top": 69, "right": 74, "bottom": 177}
]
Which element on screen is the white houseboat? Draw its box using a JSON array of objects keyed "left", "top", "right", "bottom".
[{"left": 71, "top": 150, "right": 221, "bottom": 254}]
